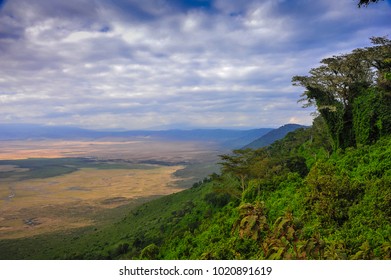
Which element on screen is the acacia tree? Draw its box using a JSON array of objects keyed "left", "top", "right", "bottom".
[
  {"left": 292, "top": 37, "right": 391, "bottom": 149},
  {"left": 219, "top": 149, "right": 254, "bottom": 193}
]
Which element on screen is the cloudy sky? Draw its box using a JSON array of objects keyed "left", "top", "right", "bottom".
[{"left": 0, "top": 0, "right": 390, "bottom": 130}]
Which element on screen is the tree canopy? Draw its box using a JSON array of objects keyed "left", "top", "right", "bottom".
[
  {"left": 358, "top": 0, "right": 384, "bottom": 7},
  {"left": 292, "top": 37, "right": 391, "bottom": 149}
]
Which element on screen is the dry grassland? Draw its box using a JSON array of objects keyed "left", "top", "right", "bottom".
[
  {"left": 0, "top": 139, "right": 221, "bottom": 239},
  {"left": 0, "top": 165, "right": 184, "bottom": 239}
]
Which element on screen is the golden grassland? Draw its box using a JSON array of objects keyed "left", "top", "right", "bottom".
[
  {"left": 0, "top": 139, "right": 221, "bottom": 240},
  {"left": 0, "top": 165, "right": 184, "bottom": 239}
]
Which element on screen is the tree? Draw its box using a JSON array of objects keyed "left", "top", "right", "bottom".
[
  {"left": 358, "top": 0, "right": 384, "bottom": 7},
  {"left": 292, "top": 37, "right": 391, "bottom": 149},
  {"left": 219, "top": 149, "right": 254, "bottom": 193},
  {"left": 292, "top": 54, "right": 367, "bottom": 149},
  {"left": 369, "top": 37, "right": 391, "bottom": 91}
]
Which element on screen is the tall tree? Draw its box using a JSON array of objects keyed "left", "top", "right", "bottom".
[
  {"left": 292, "top": 37, "right": 391, "bottom": 149},
  {"left": 219, "top": 149, "right": 255, "bottom": 193}
]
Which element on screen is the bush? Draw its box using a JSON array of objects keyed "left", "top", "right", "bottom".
[
  {"left": 204, "top": 192, "right": 231, "bottom": 208},
  {"left": 140, "top": 244, "right": 159, "bottom": 259},
  {"left": 305, "top": 161, "right": 363, "bottom": 227}
]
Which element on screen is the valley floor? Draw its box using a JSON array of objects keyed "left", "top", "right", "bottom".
[{"left": 0, "top": 139, "right": 222, "bottom": 242}]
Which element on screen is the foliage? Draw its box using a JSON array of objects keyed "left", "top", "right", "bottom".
[
  {"left": 305, "top": 161, "right": 363, "bottom": 226},
  {"left": 353, "top": 88, "right": 391, "bottom": 145},
  {"left": 140, "top": 244, "right": 159, "bottom": 259},
  {"left": 219, "top": 149, "right": 255, "bottom": 193},
  {"left": 292, "top": 36, "right": 391, "bottom": 150},
  {"left": 233, "top": 202, "right": 268, "bottom": 240},
  {"left": 358, "top": 0, "right": 384, "bottom": 7}
]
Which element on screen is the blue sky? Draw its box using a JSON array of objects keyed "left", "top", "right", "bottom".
[{"left": 0, "top": 0, "right": 390, "bottom": 130}]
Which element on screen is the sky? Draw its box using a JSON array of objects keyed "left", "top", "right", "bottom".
[{"left": 0, "top": 0, "right": 390, "bottom": 130}]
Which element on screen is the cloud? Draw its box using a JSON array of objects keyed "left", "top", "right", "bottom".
[{"left": 0, "top": 0, "right": 390, "bottom": 130}]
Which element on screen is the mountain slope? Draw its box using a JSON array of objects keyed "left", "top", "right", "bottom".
[
  {"left": 243, "top": 124, "right": 307, "bottom": 149},
  {"left": 221, "top": 128, "right": 274, "bottom": 148}
]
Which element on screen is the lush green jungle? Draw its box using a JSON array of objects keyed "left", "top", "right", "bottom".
[{"left": 1, "top": 37, "right": 390, "bottom": 260}]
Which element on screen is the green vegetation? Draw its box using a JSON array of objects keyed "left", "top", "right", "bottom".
[
  {"left": 292, "top": 36, "right": 391, "bottom": 150},
  {"left": 0, "top": 37, "right": 390, "bottom": 260},
  {"left": 0, "top": 158, "right": 157, "bottom": 180}
]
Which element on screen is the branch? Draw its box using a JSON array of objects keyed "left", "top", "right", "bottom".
[{"left": 358, "top": 0, "right": 383, "bottom": 7}]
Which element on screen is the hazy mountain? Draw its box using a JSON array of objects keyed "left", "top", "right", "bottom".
[
  {"left": 0, "top": 123, "right": 307, "bottom": 150},
  {"left": 221, "top": 128, "right": 274, "bottom": 148},
  {"left": 0, "top": 123, "right": 272, "bottom": 147},
  {"left": 243, "top": 124, "right": 307, "bottom": 149}
]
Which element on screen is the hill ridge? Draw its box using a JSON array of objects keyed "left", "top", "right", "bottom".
[{"left": 242, "top": 123, "right": 307, "bottom": 149}]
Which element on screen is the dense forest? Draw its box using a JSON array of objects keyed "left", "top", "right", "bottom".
[{"left": 2, "top": 35, "right": 388, "bottom": 260}]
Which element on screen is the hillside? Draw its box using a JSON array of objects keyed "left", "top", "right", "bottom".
[{"left": 242, "top": 124, "right": 306, "bottom": 149}]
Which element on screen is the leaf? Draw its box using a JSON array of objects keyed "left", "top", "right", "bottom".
[
  {"left": 286, "top": 226, "right": 296, "bottom": 240},
  {"left": 269, "top": 247, "right": 285, "bottom": 260}
]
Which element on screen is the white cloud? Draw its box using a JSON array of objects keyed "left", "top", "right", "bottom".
[{"left": 0, "top": 0, "right": 390, "bottom": 129}]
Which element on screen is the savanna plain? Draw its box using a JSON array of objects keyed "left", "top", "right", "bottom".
[{"left": 0, "top": 139, "right": 221, "bottom": 241}]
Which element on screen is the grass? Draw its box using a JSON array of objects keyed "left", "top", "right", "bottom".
[
  {"left": 0, "top": 158, "right": 160, "bottom": 180},
  {"left": 0, "top": 158, "right": 186, "bottom": 240},
  {"left": 0, "top": 144, "right": 221, "bottom": 259},
  {"left": 0, "top": 181, "right": 215, "bottom": 259}
]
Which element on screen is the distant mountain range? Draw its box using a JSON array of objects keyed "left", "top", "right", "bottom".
[{"left": 0, "top": 123, "right": 307, "bottom": 149}]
